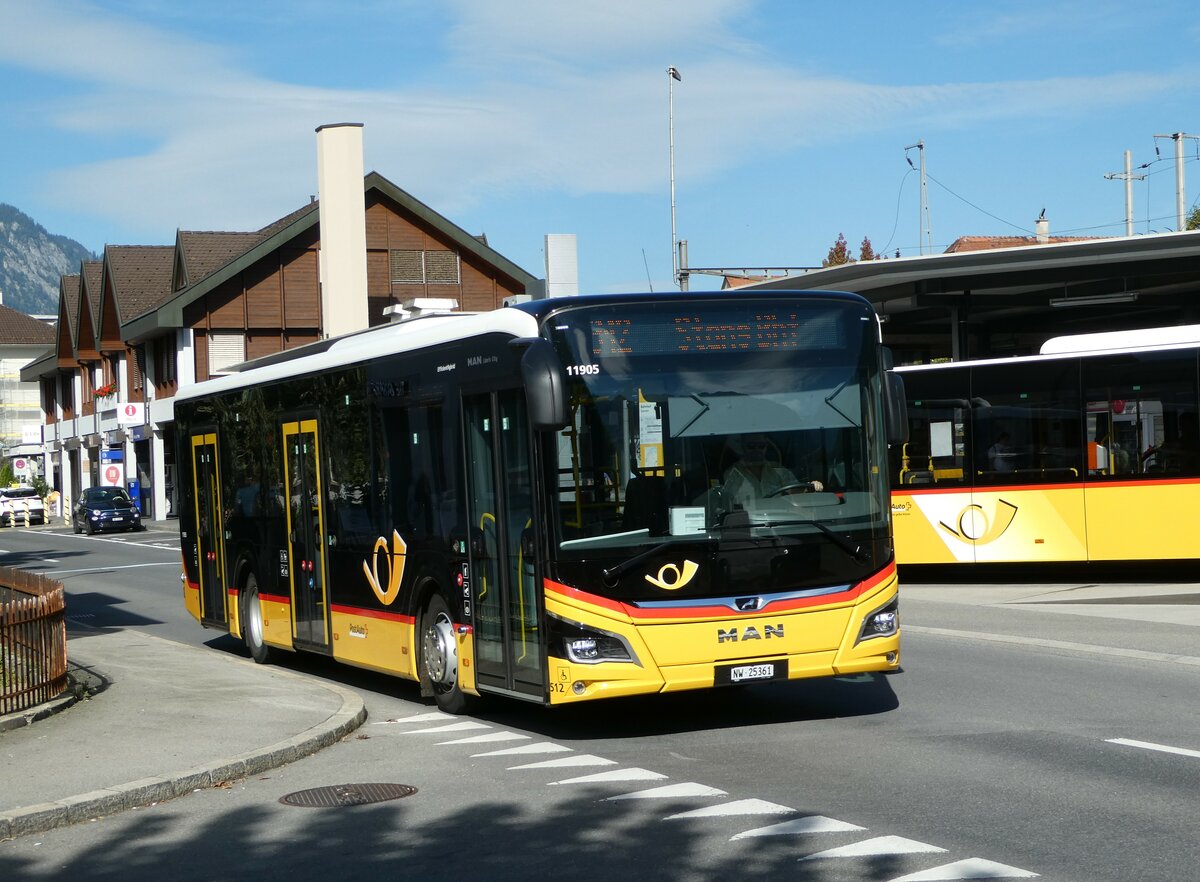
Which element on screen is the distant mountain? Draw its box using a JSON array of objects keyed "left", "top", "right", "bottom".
[{"left": 0, "top": 204, "right": 98, "bottom": 315}]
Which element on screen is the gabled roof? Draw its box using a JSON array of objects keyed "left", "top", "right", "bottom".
[
  {"left": 174, "top": 231, "right": 267, "bottom": 290},
  {"left": 104, "top": 245, "right": 175, "bottom": 325},
  {"left": 58, "top": 273, "right": 81, "bottom": 345},
  {"left": 74, "top": 261, "right": 101, "bottom": 360},
  {"left": 121, "top": 171, "right": 537, "bottom": 340},
  {"left": 0, "top": 303, "right": 54, "bottom": 344}
]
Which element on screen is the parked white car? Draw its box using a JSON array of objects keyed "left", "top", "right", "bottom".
[{"left": 0, "top": 486, "right": 45, "bottom": 526}]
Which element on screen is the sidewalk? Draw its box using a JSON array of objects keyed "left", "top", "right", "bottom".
[{"left": 0, "top": 629, "right": 366, "bottom": 840}]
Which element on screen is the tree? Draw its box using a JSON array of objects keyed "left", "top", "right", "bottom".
[
  {"left": 823, "top": 233, "right": 855, "bottom": 267},
  {"left": 859, "top": 236, "right": 876, "bottom": 261},
  {"left": 1187, "top": 207, "right": 1200, "bottom": 231}
]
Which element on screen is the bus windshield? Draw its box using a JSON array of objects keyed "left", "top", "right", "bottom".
[{"left": 542, "top": 297, "right": 891, "bottom": 599}]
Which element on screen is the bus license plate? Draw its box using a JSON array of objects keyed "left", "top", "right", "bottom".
[{"left": 715, "top": 660, "right": 786, "bottom": 686}]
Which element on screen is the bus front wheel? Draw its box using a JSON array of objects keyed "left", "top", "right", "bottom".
[
  {"left": 242, "top": 572, "right": 274, "bottom": 665},
  {"left": 421, "top": 593, "right": 468, "bottom": 714}
]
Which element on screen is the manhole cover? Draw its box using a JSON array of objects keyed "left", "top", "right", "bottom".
[{"left": 279, "top": 783, "right": 417, "bottom": 807}]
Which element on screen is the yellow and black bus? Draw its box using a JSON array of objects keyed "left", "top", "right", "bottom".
[
  {"left": 891, "top": 325, "right": 1200, "bottom": 564},
  {"left": 177, "top": 291, "right": 905, "bottom": 712}
]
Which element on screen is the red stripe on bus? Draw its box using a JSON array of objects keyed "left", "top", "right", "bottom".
[
  {"left": 259, "top": 592, "right": 291, "bottom": 605},
  {"left": 545, "top": 562, "right": 895, "bottom": 621},
  {"left": 903, "top": 476, "right": 1200, "bottom": 494},
  {"left": 330, "top": 604, "right": 415, "bottom": 624}
]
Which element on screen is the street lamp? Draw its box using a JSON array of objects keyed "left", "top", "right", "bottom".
[{"left": 668, "top": 65, "right": 682, "bottom": 289}]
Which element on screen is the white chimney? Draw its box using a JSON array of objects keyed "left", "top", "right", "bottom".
[
  {"left": 316, "top": 123, "right": 369, "bottom": 338},
  {"left": 544, "top": 233, "right": 579, "bottom": 297},
  {"left": 1035, "top": 212, "right": 1050, "bottom": 244}
]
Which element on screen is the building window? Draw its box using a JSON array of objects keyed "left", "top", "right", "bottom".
[
  {"left": 389, "top": 249, "right": 460, "bottom": 285},
  {"left": 208, "top": 332, "right": 246, "bottom": 376}
]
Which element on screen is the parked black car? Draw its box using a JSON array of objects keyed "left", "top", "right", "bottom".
[{"left": 73, "top": 486, "right": 142, "bottom": 534}]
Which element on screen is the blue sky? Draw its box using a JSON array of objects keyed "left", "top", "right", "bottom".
[{"left": 3, "top": 0, "right": 1200, "bottom": 294}]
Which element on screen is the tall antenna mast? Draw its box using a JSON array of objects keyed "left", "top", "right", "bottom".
[
  {"left": 668, "top": 66, "right": 682, "bottom": 287},
  {"left": 905, "top": 140, "right": 932, "bottom": 254}
]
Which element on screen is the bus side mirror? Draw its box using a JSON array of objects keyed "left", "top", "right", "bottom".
[
  {"left": 885, "top": 371, "right": 909, "bottom": 445},
  {"left": 511, "top": 337, "right": 569, "bottom": 431}
]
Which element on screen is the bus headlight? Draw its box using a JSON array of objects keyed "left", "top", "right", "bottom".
[
  {"left": 857, "top": 597, "right": 899, "bottom": 643},
  {"left": 548, "top": 614, "right": 640, "bottom": 666}
]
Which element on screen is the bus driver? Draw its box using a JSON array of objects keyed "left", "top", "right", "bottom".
[{"left": 723, "top": 433, "right": 823, "bottom": 506}]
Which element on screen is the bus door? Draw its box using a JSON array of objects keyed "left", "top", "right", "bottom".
[
  {"left": 190, "top": 432, "right": 227, "bottom": 625},
  {"left": 282, "top": 419, "right": 330, "bottom": 651},
  {"left": 463, "top": 389, "right": 545, "bottom": 700}
]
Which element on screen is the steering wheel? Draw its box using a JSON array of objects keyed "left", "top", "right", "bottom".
[{"left": 767, "top": 481, "right": 819, "bottom": 498}]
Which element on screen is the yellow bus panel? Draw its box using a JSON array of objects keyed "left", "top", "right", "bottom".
[
  {"left": 894, "top": 487, "right": 1086, "bottom": 563},
  {"left": 1083, "top": 480, "right": 1199, "bottom": 560},
  {"left": 544, "top": 571, "right": 899, "bottom": 706},
  {"left": 329, "top": 607, "right": 417, "bottom": 679}
]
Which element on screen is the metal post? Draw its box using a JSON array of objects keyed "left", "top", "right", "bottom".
[
  {"left": 677, "top": 240, "right": 689, "bottom": 292},
  {"left": 1175, "top": 133, "right": 1185, "bottom": 232},
  {"left": 1154, "top": 132, "right": 1198, "bottom": 230},
  {"left": 668, "top": 66, "right": 681, "bottom": 288},
  {"left": 1125, "top": 150, "right": 1135, "bottom": 237},
  {"left": 1104, "top": 150, "right": 1145, "bottom": 236},
  {"left": 905, "top": 140, "right": 932, "bottom": 254}
]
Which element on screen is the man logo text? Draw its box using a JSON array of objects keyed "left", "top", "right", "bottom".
[{"left": 717, "top": 624, "right": 784, "bottom": 643}]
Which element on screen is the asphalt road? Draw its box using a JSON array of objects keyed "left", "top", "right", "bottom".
[{"left": 2, "top": 523, "right": 1199, "bottom": 881}]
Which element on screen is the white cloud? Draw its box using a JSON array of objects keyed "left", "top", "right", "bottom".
[{"left": 3, "top": 1, "right": 1195, "bottom": 243}]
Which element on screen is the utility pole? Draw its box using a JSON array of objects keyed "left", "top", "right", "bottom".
[
  {"left": 1153, "top": 132, "right": 1200, "bottom": 230},
  {"left": 1104, "top": 150, "right": 1146, "bottom": 237},
  {"left": 905, "top": 140, "right": 932, "bottom": 254},
  {"left": 668, "top": 66, "right": 682, "bottom": 288}
]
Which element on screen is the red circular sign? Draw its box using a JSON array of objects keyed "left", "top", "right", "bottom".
[{"left": 104, "top": 465, "right": 122, "bottom": 485}]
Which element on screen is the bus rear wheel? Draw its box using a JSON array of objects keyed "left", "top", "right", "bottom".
[
  {"left": 242, "top": 571, "right": 274, "bottom": 665},
  {"left": 421, "top": 593, "right": 469, "bottom": 714}
]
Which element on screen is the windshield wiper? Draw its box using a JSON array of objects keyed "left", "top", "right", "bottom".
[
  {"left": 710, "top": 516, "right": 869, "bottom": 563},
  {"left": 601, "top": 538, "right": 715, "bottom": 586}
]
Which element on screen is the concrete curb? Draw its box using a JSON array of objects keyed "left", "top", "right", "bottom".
[{"left": 0, "top": 667, "right": 367, "bottom": 841}]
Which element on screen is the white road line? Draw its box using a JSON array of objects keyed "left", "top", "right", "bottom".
[
  {"left": 509, "top": 754, "right": 616, "bottom": 770},
  {"left": 437, "top": 732, "right": 530, "bottom": 745},
  {"left": 905, "top": 624, "right": 1200, "bottom": 668},
  {"left": 730, "top": 815, "right": 861, "bottom": 838},
  {"left": 472, "top": 742, "right": 572, "bottom": 757},
  {"left": 606, "top": 782, "right": 726, "bottom": 801},
  {"left": 800, "top": 835, "right": 947, "bottom": 861},
  {"left": 398, "top": 721, "right": 490, "bottom": 734},
  {"left": 669, "top": 798, "right": 795, "bottom": 821},
  {"left": 374, "top": 712, "right": 456, "bottom": 724},
  {"left": 548, "top": 768, "right": 667, "bottom": 786},
  {"left": 887, "top": 858, "right": 1039, "bottom": 880},
  {"left": 42, "top": 561, "right": 181, "bottom": 575},
  {"left": 1106, "top": 737, "right": 1200, "bottom": 759}
]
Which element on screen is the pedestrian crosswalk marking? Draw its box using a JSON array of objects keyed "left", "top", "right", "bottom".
[
  {"left": 886, "top": 857, "right": 1038, "bottom": 880},
  {"left": 801, "top": 835, "right": 947, "bottom": 860},
  {"left": 606, "top": 782, "right": 726, "bottom": 800},
  {"left": 667, "top": 798, "right": 794, "bottom": 820},
  {"left": 472, "top": 742, "right": 572, "bottom": 757},
  {"left": 437, "top": 731, "right": 530, "bottom": 745},
  {"left": 398, "top": 721, "right": 491, "bottom": 734},
  {"left": 730, "top": 815, "right": 863, "bottom": 838},
  {"left": 548, "top": 768, "right": 667, "bottom": 785},
  {"left": 509, "top": 754, "right": 616, "bottom": 770}
]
